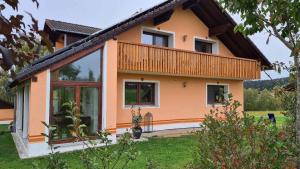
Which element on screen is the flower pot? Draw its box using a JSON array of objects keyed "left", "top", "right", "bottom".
[{"left": 132, "top": 126, "right": 143, "bottom": 139}]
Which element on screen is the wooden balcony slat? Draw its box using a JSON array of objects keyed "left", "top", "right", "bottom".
[{"left": 117, "top": 41, "right": 260, "bottom": 80}]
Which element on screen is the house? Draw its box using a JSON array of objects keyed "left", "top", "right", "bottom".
[
  {"left": 10, "top": 0, "right": 270, "bottom": 158},
  {"left": 43, "top": 19, "right": 101, "bottom": 51},
  {"left": 0, "top": 99, "right": 14, "bottom": 124}
]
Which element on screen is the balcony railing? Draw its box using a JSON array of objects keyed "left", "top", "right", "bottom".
[{"left": 117, "top": 41, "right": 261, "bottom": 80}]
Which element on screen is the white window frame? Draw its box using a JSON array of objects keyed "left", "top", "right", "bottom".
[
  {"left": 123, "top": 79, "right": 160, "bottom": 109},
  {"left": 15, "top": 83, "right": 30, "bottom": 141},
  {"left": 206, "top": 83, "right": 229, "bottom": 107},
  {"left": 193, "top": 36, "right": 219, "bottom": 55},
  {"left": 141, "top": 26, "right": 175, "bottom": 48}
]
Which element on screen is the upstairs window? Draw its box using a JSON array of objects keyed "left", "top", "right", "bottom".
[
  {"left": 142, "top": 31, "right": 169, "bottom": 47},
  {"left": 195, "top": 40, "right": 213, "bottom": 54},
  {"left": 125, "top": 82, "right": 156, "bottom": 106},
  {"left": 207, "top": 85, "right": 228, "bottom": 105}
]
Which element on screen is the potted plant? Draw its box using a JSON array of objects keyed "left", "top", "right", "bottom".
[{"left": 131, "top": 107, "right": 143, "bottom": 139}]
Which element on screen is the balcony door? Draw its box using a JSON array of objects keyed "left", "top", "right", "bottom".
[{"left": 50, "top": 49, "right": 102, "bottom": 142}]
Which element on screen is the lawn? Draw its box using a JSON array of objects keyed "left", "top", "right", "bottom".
[
  {"left": 246, "top": 111, "right": 286, "bottom": 127},
  {"left": 0, "top": 125, "right": 197, "bottom": 169}
]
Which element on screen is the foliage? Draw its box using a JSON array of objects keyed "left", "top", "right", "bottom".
[
  {"left": 217, "top": 0, "right": 300, "bottom": 164},
  {"left": 275, "top": 87, "right": 298, "bottom": 149},
  {"left": 0, "top": 72, "right": 14, "bottom": 103},
  {"left": 217, "top": 0, "right": 299, "bottom": 54},
  {"left": 131, "top": 107, "right": 143, "bottom": 129},
  {"left": 281, "top": 92, "right": 297, "bottom": 137},
  {"left": 34, "top": 101, "right": 139, "bottom": 169},
  {"left": 0, "top": 0, "right": 52, "bottom": 74},
  {"left": 244, "top": 78, "right": 289, "bottom": 91},
  {"left": 189, "top": 94, "right": 297, "bottom": 169},
  {"left": 244, "top": 88, "right": 282, "bottom": 111},
  {"left": 32, "top": 122, "right": 69, "bottom": 169},
  {"left": 0, "top": 41, "right": 49, "bottom": 103},
  {"left": 63, "top": 101, "right": 87, "bottom": 138}
]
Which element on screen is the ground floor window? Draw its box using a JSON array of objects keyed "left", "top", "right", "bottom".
[
  {"left": 125, "top": 82, "right": 156, "bottom": 106},
  {"left": 50, "top": 49, "right": 102, "bottom": 142},
  {"left": 51, "top": 86, "right": 100, "bottom": 141},
  {"left": 207, "top": 84, "right": 229, "bottom": 105}
]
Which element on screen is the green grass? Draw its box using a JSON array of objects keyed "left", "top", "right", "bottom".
[
  {"left": 246, "top": 111, "right": 286, "bottom": 127},
  {"left": 0, "top": 125, "right": 197, "bottom": 169}
]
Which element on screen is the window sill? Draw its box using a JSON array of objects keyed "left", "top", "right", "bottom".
[
  {"left": 124, "top": 105, "right": 160, "bottom": 109},
  {"left": 206, "top": 103, "right": 225, "bottom": 107}
]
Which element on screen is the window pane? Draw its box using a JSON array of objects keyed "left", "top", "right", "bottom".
[
  {"left": 80, "top": 87, "right": 99, "bottom": 135},
  {"left": 207, "top": 85, "right": 226, "bottom": 105},
  {"left": 125, "top": 83, "right": 138, "bottom": 105},
  {"left": 142, "top": 32, "right": 169, "bottom": 47},
  {"left": 154, "top": 35, "right": 168, "bottom": 47},
  {"left": 195, "top": 41, "right": 212, "bottom": 53},
  {"left": 142, "top": 33, "right": 153, "bottom": 45},
  {"left": 52, "top": 87, "right": 75, "bottom": 140},
  {"left": 140, "top": 83, "right": 155, "bottom": 104},
  {"left": 51, "top": 49, "right": 102, "bottom": 82}
]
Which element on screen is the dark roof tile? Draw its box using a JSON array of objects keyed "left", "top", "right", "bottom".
[{"left": 45, "top": 19, "right": 101, "bottom": 35}]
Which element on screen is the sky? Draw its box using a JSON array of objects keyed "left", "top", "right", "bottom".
[{"left": 8, "top": 0, "right": 292, "bottom": 80}]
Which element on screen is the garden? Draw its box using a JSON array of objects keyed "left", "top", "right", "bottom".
[{"left": 0, "top": 124, "right": 197, "bottom": 169}]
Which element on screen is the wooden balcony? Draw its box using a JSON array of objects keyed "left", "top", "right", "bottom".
[{"left": 117, "top": 41, "right": 261, "bottom": 80}]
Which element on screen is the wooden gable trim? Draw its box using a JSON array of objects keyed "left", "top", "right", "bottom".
[
  {"left": 209, "top": 23, "right": 232, "bottom": 36},
  {"left": 182, "top": 0, "right": 199, "bottom": 10},
  {"left": 153, "top": 9, "right": 174, "bottom": 26}
]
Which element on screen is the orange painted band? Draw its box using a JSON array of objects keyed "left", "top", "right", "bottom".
[
  {"left": 116, "top": 118, "right": 204, "bottom": 128},
  {"left": 28, "top": 135, "right": 45, "bottom": 143},
  {"left": 0, "top": 118, "right": 13, "bottom": 121},
  {"left": 106, "top": 128, "right": 117, "bottom": 134}
]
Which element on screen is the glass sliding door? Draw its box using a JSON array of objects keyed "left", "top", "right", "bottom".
[{"left": 50, "top": 49, "right": 102, "bottom": 142}]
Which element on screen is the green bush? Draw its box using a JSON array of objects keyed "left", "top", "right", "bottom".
[
  {"left": 189, "top": 94, "right": 296, "bottom": 169},
  {"left": 244, "top": 88, "right": 282, "bottom": 111}
]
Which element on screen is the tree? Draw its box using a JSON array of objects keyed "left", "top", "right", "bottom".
[
  {"left": 0, "top": 40, "right": 49, "bottom": 102},
  {"left": 0, "top": 0, "right": 52, "bottom": 76},
  {"left": 217, "top": 0, "right": 300, "bottom": 166}
]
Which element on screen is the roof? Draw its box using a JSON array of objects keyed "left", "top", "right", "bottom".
[
  {"left": 11, "top": 0, "right": 271, "bottom": 87},
  {"left": 0, "top": 99, "right": 13, "bottom": 109},
  {"left": 44, "top": 19, "right": 101, "bottom": 35}
]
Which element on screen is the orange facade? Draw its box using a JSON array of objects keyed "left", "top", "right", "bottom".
[
  {"left": 116, "top": 73, "right": 243, "bottom": 128},
  {"left": 117, "top": 7, "right": 235, "bottom": 57},
  {"left": 0, "top": 109, "right": 14, "bottom": 122},
  {"left": 28, "top": 70, "right": 48, "bottom": 142},
  {"left": 115, "top": 7, "right": 244, "bottom": 129}
]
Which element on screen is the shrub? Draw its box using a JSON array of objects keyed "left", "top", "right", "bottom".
[
  {"left": 34, "top": 101, "right": 139, "bottom": 169},
  {"left": 244, "top": 88, "right": 282, "bottom": 111},
  {"left": 189, "top": 94, "right": 296, "bottom": 169}
]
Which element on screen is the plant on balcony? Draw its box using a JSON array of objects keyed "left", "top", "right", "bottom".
[{"left": 131, "top": 107, "right": 143, "bottom": 139}]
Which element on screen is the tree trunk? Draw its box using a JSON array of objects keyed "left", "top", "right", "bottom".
[{"left": 294, "top": 54, "right": 300, "bottom": 169}]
